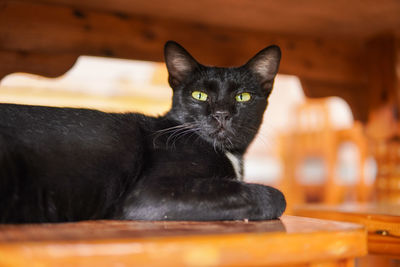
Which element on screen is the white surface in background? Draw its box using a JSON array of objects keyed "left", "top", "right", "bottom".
[
  {"left": 326, "top": 97, "right": 354, "bottom": 130},
  {"left": 335, "top": 142, "right": 360, "bottom": 185},
  {"left": 0, "top": 56, "right": 170, "bottom": 99},
  {"left": 244, "top": 156, "right": 282, "bottom": 184},
  {"left": 244, "top": 75, "right": 306, "bottom": 182},
  {"left": 364, "top": 157, "right": 378, "bottom": 185},
  {"left": 296, "top": 157, "right": 327, "bottom": 185},
  {"left": 246, "top": 75, "right": 305, "bottom": 156}
]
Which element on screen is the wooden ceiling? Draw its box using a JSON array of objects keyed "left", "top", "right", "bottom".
[
  {"left": 19, "top": 0, "right": 400, "bottom": 39},
  {"left": 1, "top": 0, "right": 399, "bottom": 122}
]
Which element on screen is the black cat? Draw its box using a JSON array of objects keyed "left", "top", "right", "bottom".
[{"left": 0, "top": 41, "right": 286, "bottom": 223}]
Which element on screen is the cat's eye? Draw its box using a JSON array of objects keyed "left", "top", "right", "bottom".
[
  {"left": 192, "top": 91, "right": 208, "bottom": 101},
  {"left": 235, "top": 92, "right": 251, "bottom": 102}
]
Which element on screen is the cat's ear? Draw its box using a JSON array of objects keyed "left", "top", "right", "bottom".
[
  {"left": 164, "top": 41, "right": 199, "bottom": 88},
  {"left": 245, "top": 45, "right": 281, "bottom": 91}
]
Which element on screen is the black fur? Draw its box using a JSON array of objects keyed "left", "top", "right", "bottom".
[{"left": 0, "top": 41, "right": 286, "bottom": 223}]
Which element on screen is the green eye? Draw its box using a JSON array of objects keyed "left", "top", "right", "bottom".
[
  {"left": 235, "top": 92, "right": 251, "bottom": 102},
  {"left": 192, "top": 91, "right": 208, "bottom": 101}
]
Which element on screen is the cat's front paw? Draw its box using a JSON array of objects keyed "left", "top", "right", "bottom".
[{"left": 247, "top": 183, "right": 286, "bottom": 220}]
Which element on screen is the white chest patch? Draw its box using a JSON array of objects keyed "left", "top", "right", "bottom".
[{"left": 225, "top": 152, "right": 243, "bottom": 181}]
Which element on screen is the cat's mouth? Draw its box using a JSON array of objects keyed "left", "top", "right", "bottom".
[
  {"left": 208, "top": 118, "right": 232, "bottom": 138},
  {"left": 198, "top": 121, "right": 235, "bottom": 150},
  {"left": 208, "top": 126, "right": 231, "bottom": 142},
  {"left": 214, "top": 129, "right": 226, "bottom": 140}
]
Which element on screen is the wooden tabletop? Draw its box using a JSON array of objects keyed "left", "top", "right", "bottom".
[
  {"left": 294, "top": 204, "right": 400, "bottom": 257},
  {"left": 0, "top": 215, "right": 366, "bottom": 267}
]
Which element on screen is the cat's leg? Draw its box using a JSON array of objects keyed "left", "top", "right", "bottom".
[{"left": 120, "top": 176, "right": 286, "bottom": 221}]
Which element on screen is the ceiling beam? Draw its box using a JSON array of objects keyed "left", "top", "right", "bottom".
[{"left": 0, "top": 1, "right": 366, "bottom": 84}]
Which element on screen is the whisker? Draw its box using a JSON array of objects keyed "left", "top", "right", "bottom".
[
  {"left": 152, "top": 123, "right": 195, "bottom": 148},
  {"left": 170, "top": 128, "right": 201, "bottom": 149},
  {"left": 169, "top": 127, "right": 199, "bottom": 148},
  {"left": 226, "top": 137, "right": 234, "bottom": 148},
  {"left": 185, "top": 130, "right": 201, "bottom": 145},
  {"left": 166, "top": 129, "right": 186, "bottom": 149},
  {"left": 213, "top": 139, "right": 217, "bottom": 153},
  {"left": 153, "top": 124, "right": 193, "bottom": 137},
  {"left": 163, "top": 124, "right": 202, "bottom": 150}
]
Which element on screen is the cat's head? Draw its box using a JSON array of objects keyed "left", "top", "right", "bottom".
[{"left": 164, "top": 41, "right": 281, "bottom": 153}]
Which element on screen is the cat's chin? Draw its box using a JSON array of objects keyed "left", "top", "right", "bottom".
[
  {"left": 201, "top": 129, "right": 236, "bottom": 151},
  {"left": 211, "top": 129, "right": 227, "bottom": 140}
]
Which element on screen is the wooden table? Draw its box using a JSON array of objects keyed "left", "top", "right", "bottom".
[
  {"left": 0, "top": 216, "right": 366, "bottom": 267},
  {"left": 294, "top": 204, "right": 400, "bottom": 258}
]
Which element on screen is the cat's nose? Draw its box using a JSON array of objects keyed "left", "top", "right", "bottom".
[{"left": 213, "top": 111, "right": 230, "bottom": 122}]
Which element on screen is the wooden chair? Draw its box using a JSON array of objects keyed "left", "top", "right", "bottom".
[
  {"left": 371, "top": 136, "right": 400, "bottom": 204},
  {"left": 278, "top": 98, "right": 372, "bottom": 212},
  {"left": 364, "top": 105, "right": 400, "bottom": 205}
]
